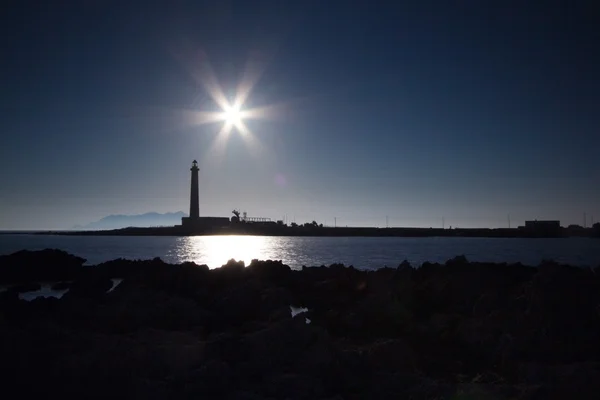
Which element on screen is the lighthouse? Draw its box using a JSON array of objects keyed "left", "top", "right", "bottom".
[
  {"left": 180, "top": 160, "right": 230, "bottom": 231},
  {"left": 181, "top": 160, "right": 201, "bottom": 229},
  {"left": 189, "top": 160, "right": 200, "bottom": 219}
]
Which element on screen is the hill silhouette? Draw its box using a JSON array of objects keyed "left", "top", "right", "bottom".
[{"left": 72, "top": 211, "right": 187, "bottom": 230}]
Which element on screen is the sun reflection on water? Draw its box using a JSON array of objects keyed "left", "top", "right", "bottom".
[{"left": 172, "top": 235, "right": 274, "bottom": 269}]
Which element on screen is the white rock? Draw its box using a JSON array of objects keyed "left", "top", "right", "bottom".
[
  {"left": 18, "top": 283, "right": 69, "bottom": 301},
  {"left": 107, "top": 278, "right": 123, "bottom": 293},
  {"left": 290, "top": 305, "right": 308, "bottom": 317}
]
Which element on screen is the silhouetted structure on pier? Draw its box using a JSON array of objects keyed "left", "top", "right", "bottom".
[
  {"left": 189, "top": 160, "right": 199, "bottom": 219},
  {"left": 519, "top": 220, "right": 563, "bottom": 237},
  {"left": 58, "top": 161, "right": 590, "bottom": 238},
  {"left": 180, "top": 160, "right": 229, "bottom": 231}
]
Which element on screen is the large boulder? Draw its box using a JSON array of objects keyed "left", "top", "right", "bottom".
[
  {"left": 518, "top": 261, "right": 600, "bottom": 362},
  {"left": 99, "top": 285, "right": 210, "bottom": 333},
  {"left": 203, "top": 316, "right": 335, "bottom": 380},
  {"left": 259, "top": 286, "right": 295, "bottom": 321},
  {"left": 364, "top": 338, "right": 416, "bottom": 372},
  {"left": 247, "top": 259, "right": 291, "bottom": 284},
  {"left": 0, "top": 249, "right": 85, "bottom": 284},
  {"left": 62, "top": 274, "right": 113, "bottom": 300},
  {"left": 8, "top": 282, "right": 42, "bottom": 294},
  {"left": 209, "top": 279, "right": 264, "bottom": 330}
]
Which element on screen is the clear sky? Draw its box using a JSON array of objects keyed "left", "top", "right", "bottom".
[{"left": 1, "top": 0, "right": 598, "bottom": 230}]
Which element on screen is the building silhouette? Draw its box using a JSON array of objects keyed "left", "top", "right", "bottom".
[
  {"left": 180, "top": 160, "right": 229, "bottom": 231},
  {"left": 519, "top": 220, "right": 562, "bottom": 237},
  {"left": 189, "top": 160, "right": 199, "bottom": 219}
]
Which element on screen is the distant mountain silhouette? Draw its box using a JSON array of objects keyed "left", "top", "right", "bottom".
[{"left": 73, "top": 212, "right": 187, "bottom": 230}]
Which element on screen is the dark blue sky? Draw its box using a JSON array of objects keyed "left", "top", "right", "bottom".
[{"left": 1, "top": 0, "right": 598, "bottom": 229}]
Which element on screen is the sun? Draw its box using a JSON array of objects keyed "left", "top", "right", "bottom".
[{"left": 220, "top": 104, "right": 243, "bottom": 127}]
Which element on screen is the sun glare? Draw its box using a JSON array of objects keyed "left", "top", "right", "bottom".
[
  {"left": 175, "top": 235, "right": 273, "bottom": 268},
  {"left": 168, "top": 41, "right": 288, "bottom": 160},
  {"left": 221, "top": 104, "right": 243, "bottom": 126}
]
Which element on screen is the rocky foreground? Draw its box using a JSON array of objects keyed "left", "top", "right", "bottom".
[{"left": 1, "top": 250, "right": 600, "bottom": 399}]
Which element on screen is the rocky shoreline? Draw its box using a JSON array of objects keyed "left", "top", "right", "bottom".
[{"left": 1, "top": 250, "right": 600, "bottom": 399}]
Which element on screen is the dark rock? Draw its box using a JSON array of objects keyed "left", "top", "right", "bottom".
[
  {"left": 260, "top": 286, "right": 294, "bottom": 321},
  {"left": 100, "top": 287, "right": 209, "bottom": 333},
  {"left": 429, "top": 313, "right": 463, "bottom": 335},
  {"left": 370, "top": 372, "right": 435, "bottom": 399},
  {"left": 329, "top": 263, "right": 346, "bottom": 271},
  {"left": 226, "top": 391, "right": 268, "bottom": 400},
  {"left": 210, "top": 279, "right": 264, "bottom": 330},
  {"left": 222, "top": 258, "right": 246, "bottom": 271},
  {"left": 0, "top": 249, "right": 85, "bottom": 284},
  {"left": 204, "top": 317, "right": 337, "bottom": 381},
  {"left": 365, "top": 338, "right": 416, "bottom": 372},
  {"left": 196, "top": 359, "right": 235, "bottom": 392},
  {"left": 517, "top": 363, "right": 600, "bottom": 400},
  {"left": 261, "top": 373, "right": 322, "bottom": 399},
  {"left": 63, "top": 275, "right": 113, "bottom": 299},
  {"left": 247, "top": 259, "right": 291, "bottom": 284},
  {"left": 51, "top": 281, "right": 71, "bottom": 291},
  {"left": 143, "top": 261, "right": 210, "bottom": 297},
  {"left": 0, "top": 288, "right": 19, "bottom": 303},
  {"left": 9, "top": 282, "right": 41, "bottom": 293},
  {"left": 446, "top": 254, "right": 469, "bottom": 266},
  {"left": 2, "top": 249, "right": 600, "bottom": 398}
]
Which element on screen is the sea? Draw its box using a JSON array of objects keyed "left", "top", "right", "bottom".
[{"left": 1, "top": 234, "right": 599, "bottom": 270}]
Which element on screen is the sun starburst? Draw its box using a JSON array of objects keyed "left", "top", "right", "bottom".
[
  {"left": 221, "top": 104, "right": 242, "bottom": 126},
  {"left": 142, "top": 39, "right": 297, "bottom": 163}
]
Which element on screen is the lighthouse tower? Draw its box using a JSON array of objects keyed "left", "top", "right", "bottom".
[
  {"left": 180, "top": 159, "right": 230, "bottom": 231},
  {"left": 189, "top": 160, "right": 200, "bottom": 219},
  {"left": 181, "top": 160, "right": 201, "bottom": 229}
]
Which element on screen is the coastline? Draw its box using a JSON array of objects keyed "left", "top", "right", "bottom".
[
  {"left": 19, "top": 224, "right": 599, "bottom": 238},
  {"left": 2, "top": 249, "right": 600, "bottom": 398}
]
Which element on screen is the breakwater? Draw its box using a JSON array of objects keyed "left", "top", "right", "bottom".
[{"left": 40, "top": 225, "right": 592, "bottom": 238}]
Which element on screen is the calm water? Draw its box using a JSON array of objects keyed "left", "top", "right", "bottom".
[{"left": 1, "top": 234, "right": 599, "bottom": 269}]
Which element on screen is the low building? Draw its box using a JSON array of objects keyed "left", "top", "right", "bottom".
[
  {"left": 181, "top": 216, "right": 230, "bottom": 229},
  {"left": 524, "top": 220, "right": 561, "bottom": 230},
  {"left": 519, "top": 220, "right": 562, "bottom": 237}
]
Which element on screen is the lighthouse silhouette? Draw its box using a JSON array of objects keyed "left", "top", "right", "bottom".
[
  {"left": 189, "top": 160, "right": 200, "bottom": 219},
  {"left": 180, "top": 160, "right": 230, "bottom": 231},
  {"left": 181, "top": 160, "right": 201, "bottom": 229}
]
